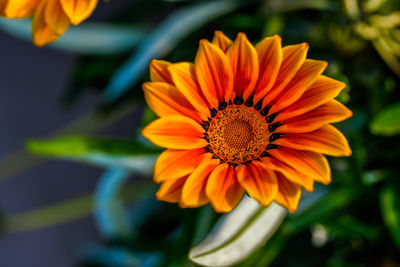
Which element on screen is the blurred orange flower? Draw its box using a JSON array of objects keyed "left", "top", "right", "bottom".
[
  {"left": 0, "top": 0, "right": 97, "bottom": 46},
  {"left": 142, "top": 31, "right": 352, "bottom": 213}
]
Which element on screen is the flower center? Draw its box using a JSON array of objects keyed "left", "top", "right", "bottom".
[{"left": 207, "top": 106, "right": 269, "bottom": 165}]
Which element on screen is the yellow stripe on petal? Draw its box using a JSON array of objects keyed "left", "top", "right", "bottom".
[
  {"left": 226, "top": 32, "right": 259, "bottom": 100},
  {"left": 212, "top": 30, "right": 232, "bottom": 53},
  {"left": 181, "top": 155, "right": 219, "bottom": 208},
  {"left": 45, "top": 0, "right": 70, "bottom": 35},
  {"left": 195, "top": 39, "right": 234, "bottom": 107},
  {"left": 269, "top": 59, "right": 328, "bottom": 114},
  {"left": 277, "top": 76, "right": 346, "bottom": 121},
  {"left": 275, "top": 125, "right": 352, "bottom": 157},
  {"left": 168, "top": 62, "right": 211, "bottom": 118},
  {"left": 4, "top": 0, "right": 40, "bottom": 18},
  {"left": 280, "top": 100, "right": 353, "bottom": 133},
  {"left": 32, "top": 1, "right": 61, "bottom": 47},
  {"left": 156, "top": 176, "right": 188, "bottom": 203},
  {"left": 142, "top": 115, "right": 207, "bottom": 149},
  {"left": 262, "top": 43, "right": 309, "bottom": 106},
  {"left": 149, "top": 59, "right": 173, "bottom": 84},
  {"left": 206, "top": 164, "right": 244, "bottom": 213},
  {"left": 274, "top": 173, "right": 301, "bottom": 213},
  {"left": 253, "top": 35, "right": 282, "bottom": 104},
  {"left": 60, "top": 0, "right": 97, "bottom": 25},
  {"left": 154, "top": 149, "right": 205, "bottom": 183},
  {"left": 237, "top": 161, "right": 278, "bottom": 206}
]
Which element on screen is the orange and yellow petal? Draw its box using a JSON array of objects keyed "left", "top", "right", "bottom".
[
  {"left": 154, "top": 149, "right": 205, "bottom": 183},
  {"left": 156, "top": 176, "right": 188, "bottom": 203},
  {"left": 253, "top": 35, "right": 282, "bottom": 103},
  {"left": 142, "top": 115, "right": 207, "bottom": 149},
  {"left": 277, "top": 75, "right": 346, "bottom": 121},
  {"left": 60, "top": 0, "right": 97, "bottom": 25},
  {"left": 237, "top": 161, "right": 278, "bottom": 206},
  {"left": 32, "top": 0, "right": 61, "bottom": 47},
  {"left": 206, "top": 164, "right": 244, "bottom": 213},
  {"left": 149, "top": 59, "right": 174, "bottom": 84},
  {"left": 279, "top": 100, "right": 353, "bottom": 133},
  {"left": 142, "top": 82, "right": 200, "bottom": 121},
  {"left": 45, "top": 0, "right": 70, "bottom": 35},
  {"left": 181, "top": 155, "right": 220, "bottom": 208},
  {"left": 212, "top": 30, "right": 232, "bottom": 53},
  {"left": 226, "top": 33, "right": 259, "bottom": 100},
  {"left": 274, "top": 172, "right": 302, "bottom": 213},
  {"left": 275, "top": 125, "right": 352, "bottom": 157},
  {"left": 4, "top": 0, "right": 40, "bottom": 18},
  {"left": 195, "top": 40, "right": 234, "bottom": 106}
]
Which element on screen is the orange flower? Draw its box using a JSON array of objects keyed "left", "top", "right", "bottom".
[
  {"left": 1, "top": 0, "right": 97, "bottom": 46},
  {"left": 142, "top": 32, "right": 352, "bottom": 213}
]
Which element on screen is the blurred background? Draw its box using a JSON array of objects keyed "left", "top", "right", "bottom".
[{"left": 0, "top": 0, "right": 400, "bottom": 266}]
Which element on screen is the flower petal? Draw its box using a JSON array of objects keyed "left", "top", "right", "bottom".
[
  {"left": 275, "top": 125, "right": 352, "bottom": 157},
  {"left": 149, "top": 59, "right": 173, "bottom": 84},
  {"left": 195, "top": 40, "right": 234, "bottom": 107},
  {"left": 262, "top": 43, "right": 309, "bottom": 107},
  {"left": 168, "top": 62, "right": 211, "bottom": 117},
  {"left": 261, "top": 157, "right": 314, "bottom": 191},
  {"left": 279, "top": 100, "right": 353, "bottom": 133},
  {"left": 0, "top": 0, "right": 7, "bottom": 15},
  {"left": 181, "top": 155, "right": 219, "bottom": 208},
  {"left": 253, "top": 35, "right": 282, "bottom": 103},
  {"left": 226, "top": 33, "right": 259, "bottom": 100},
  {"left": 212, "top": 30, "right": 232, "bottom": 53},
  {"left": 143, "top": 82, "right": 200, "bottom": 121},
  {"left": 237, "top": 161, "right": 278, "bottom": 206},
  {"left": 206, "top": 163, "right": 244, "bottom": 213},
  {"left": 268, "top": 147, "right": 331, "bottom": 185},
  {"left": 274, "top": 172, "right": 301, "bottom": 213},
  {"left": 32, "top": 0, "right": 60, "bottom": 47},
  {"left": 156, "top": 176, "right": 188, "bottom": 203},
  {"left": 154, "top": 149, "right": 205, "bottom": 183},
  {"left": 269, "top": 59, "right": 328, "bottom": 114},
  {"left": 277, "top": 75, "right": 346, "bottom": 121},
  {"left": 60, "top": 0, "right": 97, "bottom": 25},
  {"left": 142, "top": 115, "right": 207, "bottom": 149},
  {"left": 4, "top": 0, "right": 40, "bottom": 18},
  {"left": 45, "top": 0, "right": 70, "bottom": 35}
]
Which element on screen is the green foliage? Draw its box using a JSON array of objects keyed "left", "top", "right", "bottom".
[
  {"left": 380, "top": 186, "right": 400, "bottom": 249},
  {"left": 370, "top": 102, "right": 400, "bottom": 135}
]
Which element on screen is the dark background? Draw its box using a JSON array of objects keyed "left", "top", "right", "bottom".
[{"left": 0, "top": 1, "right": 139, "bottom": 266}]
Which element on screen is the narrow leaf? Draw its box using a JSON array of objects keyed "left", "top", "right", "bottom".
[{"left": 380, "top": 186, "right": 400, "bottom": 248}]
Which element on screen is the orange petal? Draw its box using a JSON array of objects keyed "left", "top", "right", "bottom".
[
  {"left": 253, "top": 35, "right": 282, "bottom": 103},
  {"left": 262, "top": 43, "right": 309, "bottom": 107},
  {"left": 142, "top": 82, "right": 200, "bottom": 121},
  {"left": 237, "top": 161, "right": 278, "bottom": 206},
  {"left": 274, "top": 172, "right": 301, "bottom": 213},
  {"left": 279, "top": 100, "right": 353, "bottom": 133},
  {"left": 269, "top": 59, "right": 328, "bottom": 114},
  {"left": 277, "top": 76, "right": 346, "bottom": 121},
  {"left": 32, "top": 0, "right": 61, "bottom": 47},
  {"left": 168, "top": 62, "right": 211, "bottom": 117},
  {"left": 0, "top": 0, "right": 7, "bottom": 15},
  {"left": 181, "top": 155, "right": 220, "bottom": 208},
  {"left": 226, "top": 33, "right": 259, "bottom": 100},
  {"left": 195, "top": 39, "right": 234, "bottom": 107},
  {"left": 60, "top": 0, "right": 97, "bottom": 25},
  {"left": 268, "top": 147, "right": 331, "bottom": 185},
  {"left": 4, "top": 0, "right": 40, "bottom": 18},
  {"left": 142, "top": 115, "right": 207, "bottom": 149},
  {"left": 261, "top": 157, "right": 314, "bottom": 191},
  {"left": 154, "top": 149, "right": 205, "bottom": 183},
  {"left": 212, "top": 30, "right": 232, "bottom": 53},
  {"left": 45, "top": 0, "right": 70, "bottom": 35},
  {"left": 156, "top": 176, "right": 188, "bottom": 203},
  {"left": 206, "top": 164, "right": 244, "bottom": 213},
  {"left": 149, "top": 59, "right": 173, "bottom": 84},
  {"left": 275, "top": 125, "right": 352, "bottom": 157}
]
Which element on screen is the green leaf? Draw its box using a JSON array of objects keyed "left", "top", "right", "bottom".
[
  {"left": 380, "top": 186, "right": 400, "bottom": 248},
  {"left": 370, "top": 102, "right": 400, "bottom": 136},
  {"left": 189, "top": 197, "right": 286, "bottom": 266}
]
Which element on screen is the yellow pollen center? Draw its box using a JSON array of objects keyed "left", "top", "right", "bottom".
[{"left": 208, "top": 106, "right": 269, "bottom": 164}]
